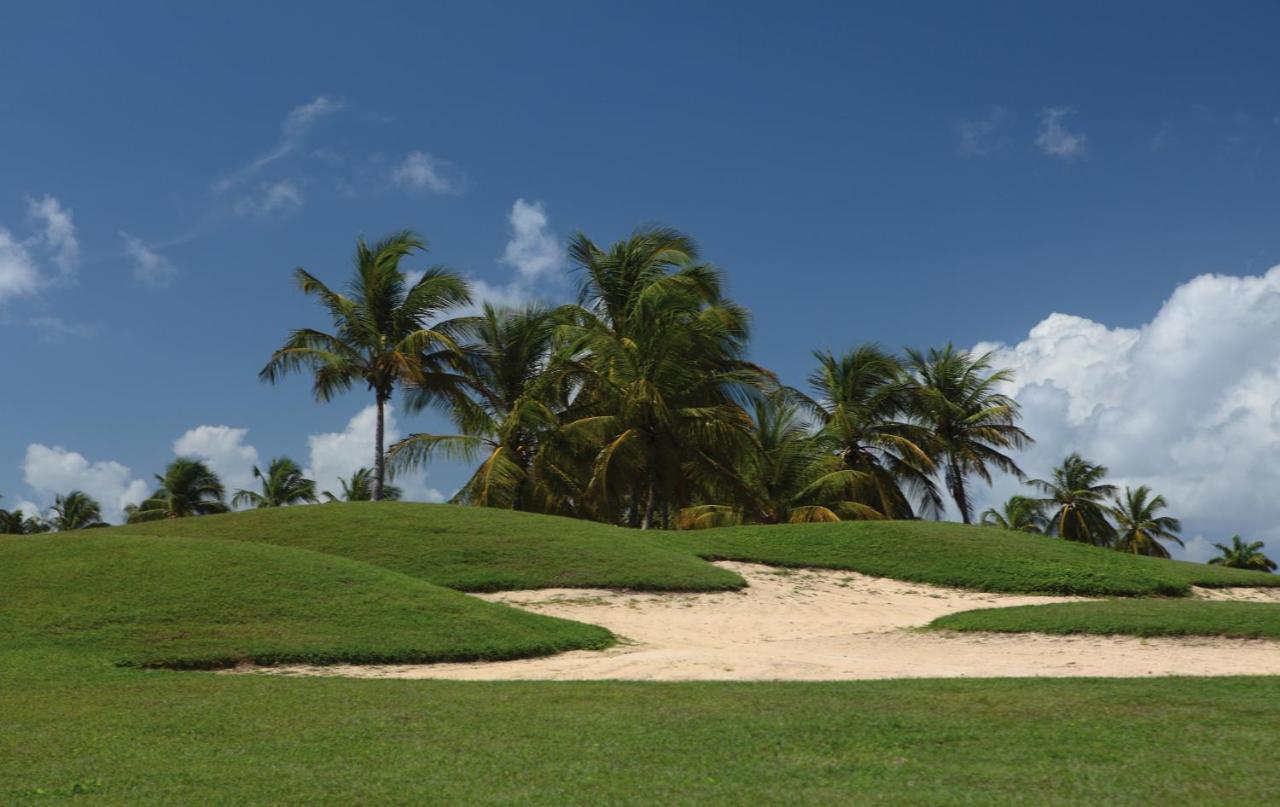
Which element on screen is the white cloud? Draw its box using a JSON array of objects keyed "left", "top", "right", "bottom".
[
  {"left": 173, "top": 425, "right": 260, "bottom": 498},
  {"left": 28, "top": 316, "right": 94, "bottom": 342},
  {"left": 232, "top": 180, "right": 304, "bottom": 219},
  {"left": 214, "top": 95, "right": 343, "bottom": 192},
  {"left": 955, "top": 107, "right": 1010, "bottom": 157},
  {"left": 26, "top": 195, "right": 78, "bottom": 274},
  {"left": 21, "top": 444, "right": 148, "bottom": 524},
  {"left": 0, "top": 228, "right": 42, "bottom": 303},
  {"left": 1034, "top": 106, "right": 1087, "bottom": 159},
  {"left": 971, "top": 265, "right": 1280, "bottom": 562},
  {"left": 391, "top": 151, "right": 458, "bottom": 193},
  {"left": 121, "top": 232, "right": 178, "bottom": 287},
  {"left": 306, "top": 405, "right": 444, "bottom": 503},
  {"left": 501, "top": 199, "right": 561, "bottom": 281}
]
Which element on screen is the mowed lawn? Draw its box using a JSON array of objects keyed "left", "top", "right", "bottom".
[
  {"left": 932, "top": 599, "right": 1280, "bottom": 640},
  {"left": 660, "top": 520, "right": 1280, "bottom": 596}
]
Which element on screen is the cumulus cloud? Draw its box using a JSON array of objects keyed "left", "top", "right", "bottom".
[
  {"left": 1034, "top": 107, "right": 1087, "bottom": 159},
  {"left": 971, "top": 266, "right": 1280, "bottom": 561},
  {"left": 500, "top": 199, "right": 562, "bottom": 280},
  {"left": 0, "top": 228, "right": 42, "bottom": 303},
  {"left": 21, "top": 444, "right": 149, "bottom": 524},
  {"left": 306, "top": 405, "right": 445, "bottom": 503},
  {"left": 955, "top": 107, "right": 1011, "bottom": 157},
  {"left": 173, "top": 425, "right": 261, "bottom": 498},
  {"left": 391, "top": 151, "right": 458, "bottom": 193},
  {"left": 26, "top": 195, "right": 79, "bottom": 274},
  {"left": 120, "top": 232, "right": 178, "bottom": 287},
  {"left": 232, "top": 179, "right": 304, "bottom": 219}
]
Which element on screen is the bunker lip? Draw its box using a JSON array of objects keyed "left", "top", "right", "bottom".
[{"left": 238, "top": 562, "right": 1280, "bottom": 682}]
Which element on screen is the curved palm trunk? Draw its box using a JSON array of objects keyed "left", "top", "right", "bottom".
[
  {"left": 947, "top": 461, "right": 972, "bottom": 524},
  {"left": 373, "top": 391, "right": 387, "bottom": 501}
]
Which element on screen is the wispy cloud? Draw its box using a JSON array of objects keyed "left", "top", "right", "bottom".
[
  {"left": 213, "top": 95, "right": 344, "bottom": 193},
  {"left": 120, "top": 232, "right": 178, "bottom": 287},
  {"left": 232, "top": 180, "right": 304, "bottom": 219},
  {"left": 0, "top": 194, "right": 78, "bottom": 304},
  {"left": 1034, "top": 106, "right": 1088, "bottom": 159},
  {"left": 28, "top": 316, "right": 95, "bottom": 342},
  {"left": 391, "top": 151, "right": 461, "bottom": 194},
  {"left": 26, "top": 195, "right": 79, "bottom": 274},
  {"left": 955, "top": 107, "right": 1011, "bottom": 157}
]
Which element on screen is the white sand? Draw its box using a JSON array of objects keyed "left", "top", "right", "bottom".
[{"left": 256, "top": 562, "right": 1280, "bottom": 681}]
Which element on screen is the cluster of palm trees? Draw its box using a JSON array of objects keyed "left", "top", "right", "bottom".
[
  {"left": 258, "top": 228, "right": 1035, "bottom": 531},
  {"left": 980, "top": 453, "right": 1191, "bottom": 560}
]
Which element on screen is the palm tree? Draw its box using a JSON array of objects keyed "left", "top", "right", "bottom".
[
  {"left": 1108, "top": 485, "right": 1183, "bottom": 558},
  {"left": 127, "top": 458, "right": 228, "bottom": 522},
  {"left": 260, "top": 231, "right": 473, "bottom": 500},
  {"left": 979, "top": 495, "right": 1047, "bottom": 533},
  {"left": 905, "top": 345, "right": 1031, "bottom": 524},
  {"left": 49, "top": 490, "right": 109, "bottom": 530},
  {"left": 391, "top": 304, "right": 566, "bottom": 511},
  {"left": 1208, "top": 535, "right": 1278, "bottom": 573},
  {"left": 0, "top": 496, "right": 49, "bottom": 534},
  {"left": 793, "top": 346, "right": 940, "bottom": 520},
  {"left": 1030, "top": 453, "right": 1117, "bottom": 546},
  {"left": 232, "top": 457, "right": 318, "bottom": 508},
  {"left": 322, "top": 468, "right": 402, "bottom": 502}
]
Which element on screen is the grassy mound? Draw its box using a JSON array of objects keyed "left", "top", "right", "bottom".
[
  {"left": 0, "top": 532, "right": 612, "bottom": 669},
  {"left": 123, "top": 502, "right": 744, "bottom": 592},
  {"left": 659, "top": 520, "right": 1280, "bottom": 596},
  {"left": 931, "top": 600, "right": 1280, "bottom": 640}
]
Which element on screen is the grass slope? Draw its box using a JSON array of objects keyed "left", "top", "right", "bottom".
[
  {"left": 3, "top": 670, "right": 1279, "bottom": 804},
  {"left": 0, "top": 532, "right": 612, "bottom": 669},
  {"left": 932, "top": 600, "right": 1280, "bottom": 640},
  {"left": 123, "top": 502, "right": 745, "bottom": 592},
  {"left": 660, "top": 520, "right": 1280, "bottom": 596}
]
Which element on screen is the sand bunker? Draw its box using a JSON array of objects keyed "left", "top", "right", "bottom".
[{"left": 258, "top": 562, "right": 1280, "bottom": 681}]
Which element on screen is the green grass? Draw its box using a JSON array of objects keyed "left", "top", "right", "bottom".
[
  {"left": 931, "top": 599, "right": 1280, "bottom": 640},
  {"left": 122, "top": 502, "right": 745, "bottom": 592},
  {"left": 659, "top": 520, "right": 1280, "bottom": 596},
  {"left": 3, "top": 665, "right": 1278, "bottom": 804},
  {"left": 0, "top": 532, "right": 612, "bottom": 669}
]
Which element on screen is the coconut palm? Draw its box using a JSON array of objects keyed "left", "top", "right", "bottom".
[
  {"left": 127, "top": 458, "right": 228, "bottom": 522},
  {"left": 1108, "top": 485, "right": 1183, "bottom": 558},
  {"left": 322, "top": 468, "right": 403, "bottom": 502},
  {"left": 232, "top": 457, "right": 318, "bottom": 509},
  {"left": 792, "top": 346, "right": 940, "bottom": 520},
  {"left": 48, "top": 490, "right": 109, "bottom": 530},
  {"left": 391, "top": 304, "right": 565, "bottom": 511},
  {"left": 0, "top": 497, "right": 49, "bottom": 534},
  {"left": 905, "top": 345, "right": 1031, "bottom": 524},
  {"left": 1208, "top": 535, "right": 1278, "bottom": 573},
  {"left": 260, "top": 231, "right": 473, "bottom": 500},
  {"left": 1029, "top": 453, "right": 1117, "bottom": 546},
  {"left": 979, "top": 495, "right": 1047, "bottom": 533}
]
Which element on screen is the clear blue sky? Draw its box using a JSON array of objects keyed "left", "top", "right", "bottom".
[{"left": 4, "top": 1, "right": 1280, "bottom": 543}]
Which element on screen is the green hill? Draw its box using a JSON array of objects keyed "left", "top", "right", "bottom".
[
  {"left": 0, "top": 532, "right": 612, "bottom": 670},
  {"left": 658, "top": 520, "right": 1280, "bottom": 596},
  {"left": 931, "top": 599, "right": 1280, "bottom": 640},
  {"left": 121, "top": 502, "right": 745, "bottom": 592}
]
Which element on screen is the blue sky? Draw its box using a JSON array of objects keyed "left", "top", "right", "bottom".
[{"left": 4, "top": 2, "right": 1280, "bottom": 558}]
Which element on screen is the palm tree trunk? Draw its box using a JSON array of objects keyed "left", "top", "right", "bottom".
[
  {"left": 640, "top": 474, "right": 656, "bottom": 530},
  {"left": 373, "top": 391, "right": 387, "bottom": 501},
  {"left": 948, "top": 462, "right": 971, "bottom": 524}
]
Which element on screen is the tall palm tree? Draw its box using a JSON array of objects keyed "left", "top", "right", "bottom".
[
  {"left": 793, "top": 346, "right": 940, "bottom": 520},
  {"left": 1208, "top": 535, "right": 1277, "bottom": 573},
  {"left": 232, "top": 457, "right": 318, "bottom": 509},
  {"left": 905, "top": 345, "right": 1031, "bottom": 524},
  {"left": 260, "top": 231, "right": 473, "bottom": 500},
  {"left": 127, "top": 458, "right": 228, "bottom": 522},
  {"left": 49, "top": 490, "right": 109, "bottom": 530},
  {"left": 391, "top": 304, "right": 565, "bottom": 511},
  {"left": 1029, "top": 453, "right": 1117, "bottom": 546},
  {"left": 979, "top": 495, "right": 1047, "bottom": 533},
  {"left": 1108, "top": 485, "right": 1183, "bottom": 558},
  {"left": 322, "top": 468, "right": 403, "bottom": 502}
]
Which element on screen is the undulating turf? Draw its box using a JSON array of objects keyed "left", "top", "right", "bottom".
[
  {"left": 122, "top": 502, "right": 745, "bottom": 592},
  {"left": 0, "top": 532, "right": 612, "bottom": 669},
  {"left": 659, "top": 520, "right": 1280, "bottom": 596},
  {"left": 931, "top": 599, "right": 1280, "bottom": 640}
]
